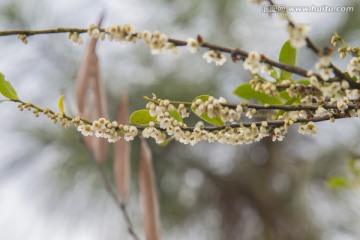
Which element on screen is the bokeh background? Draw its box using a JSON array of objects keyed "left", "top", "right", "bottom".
[{"left": 1, "top": 0, "right": 360, "bottom": 239}]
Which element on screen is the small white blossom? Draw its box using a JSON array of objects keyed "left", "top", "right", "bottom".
[
  {"left": 287, "top": 24, "right": 311, "bottom": 48},
  {"left": 245, "top": 108, "right": 256, "bottom": 119},
  {"left": 346, "top": 89, "right": 360, "bottom": 100},
  {"left": 272, "top": 127, "right": 285, "bottom": 141},
  {"left": 186, "top": 38, "right": 200, "bottom": 53},
  {"left": 316, "top": 57, "right": 332, "bottom": 81},
  {"left": 315, "top": 107, "right": 328, "bottom": 117},
  {"left": 202, "top": 50, "right": 227, "bottom": 66},
  {"left": 298, "top": 122, "right": 317, "bottom": 135},
  {"left": 337, "top": 99, "right": 348, "bottom": 111},
  {"left": 243, "top": 52, "right": 261, "bottom": 74},
  {"left": 347, "top": 57, "right": 360, "bottom": 79},
  {"left": 77, "top": 124, "right": 94, "bottom": 136}
]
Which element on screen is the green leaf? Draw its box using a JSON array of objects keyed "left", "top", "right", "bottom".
[
  {"left": 270, "top": 67, "right": 279, "bottom": 81},
  {"left": 191, "top": 95, "right": 224, "bottom": 126},
  {"left": 168, "top": 109, "right": 183, "bottom": 122},
  {"left": 0, "top": 73, "right": 18, "bottom": 100},
  {"left": 129, "top": 110, "right": 157, "bottom": 125},
  {"left": 297, "top": 78, "right": 310, "bottom": 85},
  {"left": 276, "top": 97, "right": 300, "bottom": 119},
  {"left": 327, "top": 176, "right": 349, "bottom": 189},
  {"left": 279, "top": 40, "right": 297, "bottom": 80},
  {"left": 159, "top": 136, "right": 175, "bottom": 147},
  {"left": 233, "top": 83, "right": 282, "bottom": 105}
]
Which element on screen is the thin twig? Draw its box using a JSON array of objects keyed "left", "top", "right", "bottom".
[
  {"left": 13, "top": 98, "right": 359, "bottom": 132},
  {"left": 1, "top": 26, "right": 358, "bottom": 89},
  {"left": 266, "top": 0, "right": 357, "bottom": 87},
  {"left": 95, "top": 164, "right": 141, "bottom": 240},
  {"left": 14, "top": 99, "right": 141, "bottom": 240}
]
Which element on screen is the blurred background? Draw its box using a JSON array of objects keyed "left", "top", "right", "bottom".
[{"left": 0, "top": 0, "right": 360, "bottom": 239}]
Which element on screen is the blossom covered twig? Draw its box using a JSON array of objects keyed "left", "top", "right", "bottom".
[{"left": 1, "top": 24, "right": 359, "bottom": 89}]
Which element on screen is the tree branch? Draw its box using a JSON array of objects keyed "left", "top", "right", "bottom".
[{"left": 1, "top": 26, "right": 358, "bottom": 89}]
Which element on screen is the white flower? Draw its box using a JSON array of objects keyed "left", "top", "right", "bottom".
[
  {"left": 150, "top": 32, "right": 168, "bottom": 54},
  {"left": 287, "top": 24, "right": 311, "bottom": 48},
  {"left": 272, "top": 128, "right": 285, "bottom": 141},
  {"left": 202, "top": 50, "right": 227, "bottom": 66},
  {"left": 346, "top": 89, "right": 360, "bottom": 100},
  {"left": 77, "top": 124, "right": 94, "bottom": 136},
  {"left": 347, "top": 57, "right": 360, "bottom": 79},
  {"left": 337, "top": 99, "right": 348, "bottom": 111},
  {"left": 298, "top": 122, "right": 317, "bottom": 135},
  {"left": 245, "top": 108, "right": 256, "bottom": 119},
  {"left": 315, "top": 57, "right": 332, "bottom": 81},
  {"left": 243, "top": 52, "right": 261, "bottom": 74},
  {"left": 105, "top": 24, "right": 135, "bottom": 43},
  {"left": 186, "top": 38, "right": 200, "bottom": 53},
  {"left": 315, "top": 107, "right": 328, "bottom": 117}
]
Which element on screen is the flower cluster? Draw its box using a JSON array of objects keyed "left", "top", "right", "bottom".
[
  {"left": 202, "top": 50, "right": 227, "bottom": 66},
  {"left": 68, "top": 32, "right": 84, "bottom": 45},
  {"left": 250, "top": 77, "right": 279, "bottom": 97},
  {"left": 178, "top": 103, "right": 190, "bottom": 118},
  {"left": 105, "top": 24, "right": 136, "bottom": 43},
  {"left": 315, "top": 57, "right": 332, "bottom": 80},
  {"left": 243, "top": 52, "right": 261, "bottom": 74},
  {"left": 286, "top": 24, "right": 310, "bottom": 48},
  {"left": 186, "top": 38, "right": 200, "bottom": 53},
  {"left": 138, "top": 30, "right": 174, "bottom": 55},
  {"left": 17, "top": 34, "right": 28, "bottom": 45},
  {"left": 347, "top": 57, "right": 360, "bottom": 79},
  {"left": 146, "top": 99, "right": 175, "bottom": 117},
  {"left": 191, "top": 96, "right": 241, "bottom": 122},
  {"left": 88, "top": 23, "right": 105, "bottom": 40},
  {"left": 298, "top": 121, "right": 317, "bottom": 135},
  {"left": 76, "top": 118, "right": 138, "bottom": 142}
]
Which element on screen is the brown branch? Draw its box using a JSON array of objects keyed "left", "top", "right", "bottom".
[
  {"left": 0, "top": 28, "right": 104, "bottom": 36},
  {"left": 266, "top": 0, "right": 357, "bottom": 88},
  {"left": 1, "top": 26, "right": 358, "bottom": 88},
  {"left": 15, "top": 99, "right": 141, "bottom": 240},
  {"left": 95, "top": 164, "right": 141, "bottom": 240}
]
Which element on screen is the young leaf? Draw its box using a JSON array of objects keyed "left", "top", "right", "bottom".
[
  {"left": 327, "top": 176, "right": 349, "bottom": 189},
  {"left": 57, "top": 94, "right": 65, "bottom": 114},
  {"left": 114, "top": 93, "right": 131, "bottom": 201},
  {"left": 168, "top": 109, "right": 183, "bottom": 122},
  {"left": 129, "top": 110, "right": 157, "bottom": 125},
  {"left": 297, "top": 78, "right": 310, "bottom": 85},
  {"left": 191, "top": 95, "right": 224, "bottom": 126},
  {"left": 233, "top": 83, "right": 282, "bottom": 104},
  {"left": 0, "top": 73, "right": 18, "bottom": 100},
  {"left": 279, "top": 40, "right": 297, "bottom": 80},
  {"left": 276, "top": 97, "right": 300, "bottom": 119},
  {"left": 139, "top": 138, "right": 161, "bottom": 240},
  {"left": 270, "top": 66, "right": 279, "bottom": 80},
  {"left": 158, "top": 136, "right": 175, "bottom": 147}
]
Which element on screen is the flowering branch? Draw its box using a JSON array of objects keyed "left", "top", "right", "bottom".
[
  {"left": 265, "top": 0, "right": 357, "bottom": 86},
  {"left": 1, "top": 25, "right": 358, "bottom": 89}
]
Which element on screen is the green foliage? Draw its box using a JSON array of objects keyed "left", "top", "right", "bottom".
[
  {"left": 279, "top": 40, "right": 297, "bottom": 80},
  {"left": 297, "top": 78, "right": 310, "bottom": 85},
  {"left": 129, "top": 110, "right": 157, "bottom": 125},
  {"left": 191, "top": 95, "right": 224, "bottom": 126},
  {"left": 327, "top": 176, "right": 349, "bottom": 189},
  {"left": 276, "top": 97, "right": 300, "bottom": 119},
  {"left": 158, "top": 136, "right": 175, "bottom": 147},
  {"left": 233, "top": 83, "right": 282, "bottom": 104},
  {"left": 0, "top": 73, "right": 18, "bottom": 100},
  {"left": 270, "top": 66, "right": 279, "bottom": 80},
  {"left": 168, "top": 109, "right": 183, "bottom": 122}
]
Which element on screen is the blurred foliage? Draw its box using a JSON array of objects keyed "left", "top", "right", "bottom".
[{"left": 1, "top": 0, "right": 360, "bottom": 240}]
